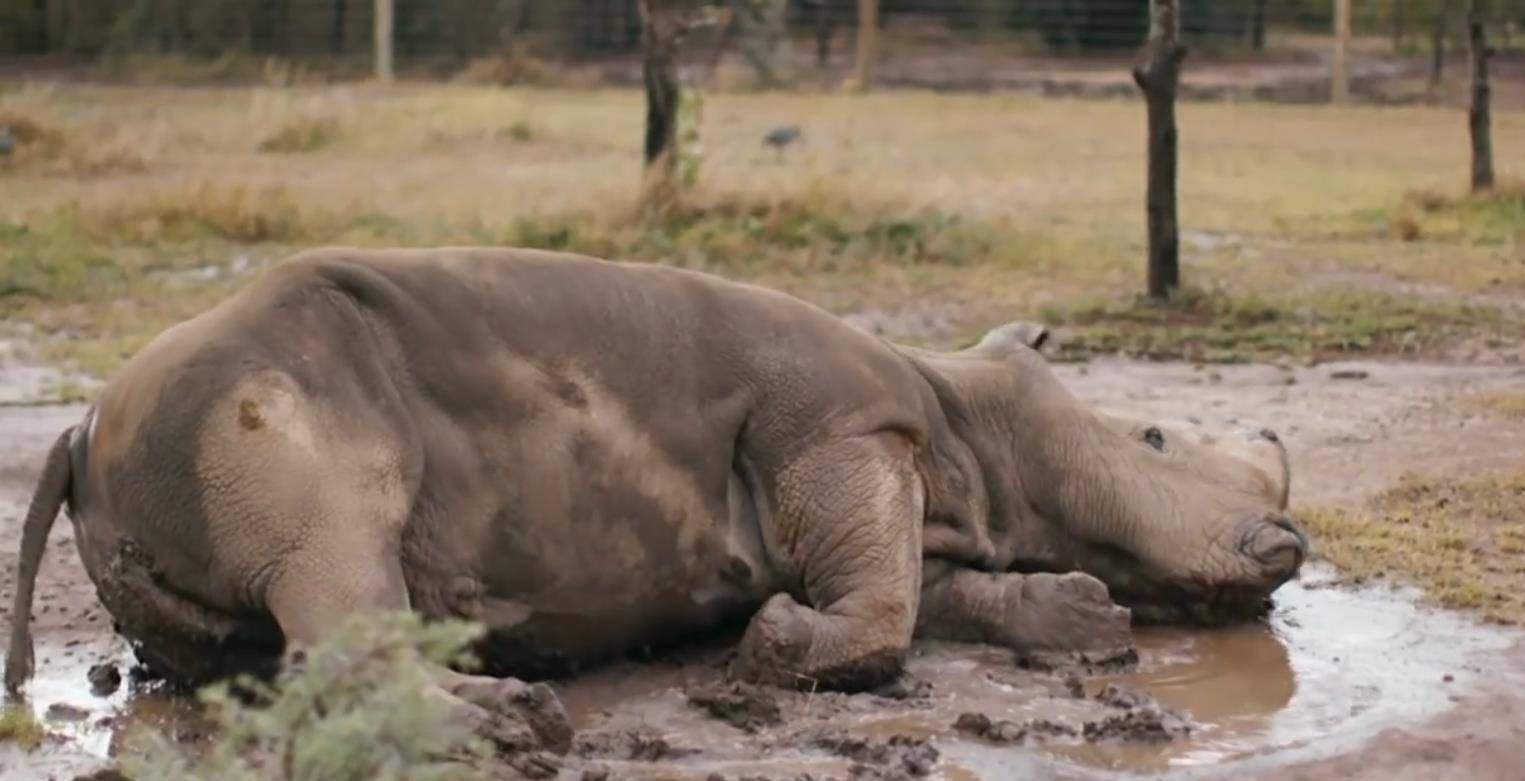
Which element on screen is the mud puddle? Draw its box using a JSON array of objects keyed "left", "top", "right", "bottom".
[
  {"left": 555, "top": 563, "right": 1514, "bottom": 779},
  {"left": 12, "top": 563, "right": 1507, "bottom": 780}
]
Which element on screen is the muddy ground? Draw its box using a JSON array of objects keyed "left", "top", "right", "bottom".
[{"left": 4, "top": 356, "right": 1525, "bottom": 781}]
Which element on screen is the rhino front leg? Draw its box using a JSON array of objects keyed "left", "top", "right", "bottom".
[
  {"left": 914, "top": 561, "right": 1133, "bottom": 657},
  {"left": 266, "top": 553, "right": 573, "bottom": 755},
  {"left": 733, "top": 433, "right": 923, "bottom": 691}
]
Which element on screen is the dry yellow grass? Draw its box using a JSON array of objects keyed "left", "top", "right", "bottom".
[{"left": 1302, "top": 470, "right": 1525, "bottom": 624}]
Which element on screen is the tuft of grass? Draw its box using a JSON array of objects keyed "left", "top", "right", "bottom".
[
  {"left": 1395, "top": 182, "right": 1525, "bottom": 246},
  {"left": 79, "top": 182, "right": 312, "bottom": 244},
  {"left": 0, "top": 705, "right": 46, "bottom": 751},
  {"left": 0, "top": 109, "right": 68, "bottom": 160},
  {"left": 1465, "top": 391, "right": 1525, "bottom": 420},
  {"left": 258, "top": 115, "right": 342, "bottom": 154},
  {"left": 453, "top": 51, "right": 555, "bottom": 87},
  {"left": 496, "top": 120, "right": 534, "bottom": 143},
  {"left": 0, "top": 110, "right": 147, "bottom": 175},
  {"left": 120, "top": 612, "right": 497, "bottom": 781},
  {"left": 1041, "top": 286, "right": 1517, "bottom": 364},
  {"left": 0, "top": 212, "right": 123, "bottom": 300},
  {"left": 1301, "top": 470, "right": 1525, "bottom": 624}
]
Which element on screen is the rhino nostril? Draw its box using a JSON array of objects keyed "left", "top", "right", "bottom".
[
  {"left": 1258, "top": 428, "right": 1280, "bottom": 444},
  {"left": 1241, "top": 518, "right": 1308, "bottom": 576}
]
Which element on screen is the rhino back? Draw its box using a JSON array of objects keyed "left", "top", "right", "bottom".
[{"left": 299, "top": 248, "right": 936, "bottom": 673}]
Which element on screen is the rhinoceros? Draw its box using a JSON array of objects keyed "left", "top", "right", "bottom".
[{"left": 5, "top": 248, "right": 1306, "bottom": 751}]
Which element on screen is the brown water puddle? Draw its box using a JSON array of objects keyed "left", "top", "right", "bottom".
[{"left": 4, "top": 569, "right": 1514, "bottom": 780}]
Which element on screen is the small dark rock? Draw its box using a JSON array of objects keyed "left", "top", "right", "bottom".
[
  {"left": 871, "top": 674, "right": 933, "bottom": 701},
  {"left": 579, "top": 768, "right": 611, "bottom": 781},
  {"left": 88, "top": 662, "right": 122, "bottom": 696},
  {"left": 1064, "top": 674, "right": 1085, "bottom": 698},
  {"left": 1330, "top": 369, "right": 1370, "bottom": 381},
  {"left": 46, "top": 702, "right": 91, "bottom": 722},
  {"left": 70, "top": 770, "right": 132, "bottom": 781}
]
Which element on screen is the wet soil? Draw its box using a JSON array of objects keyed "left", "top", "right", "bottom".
[{"left": 4, "top": 358, "right": 1525, "bottom": 780}]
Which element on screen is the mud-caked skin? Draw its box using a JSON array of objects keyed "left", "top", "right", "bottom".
[{"left": 5, "top": 248, "right": 1306, "bottom": 751}]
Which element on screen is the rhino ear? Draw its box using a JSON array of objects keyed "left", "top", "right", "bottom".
[{"left": 969, "top": 321, "right": 1051, "bottom": 358}]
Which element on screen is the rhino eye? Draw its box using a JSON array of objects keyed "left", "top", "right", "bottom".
[{"left": 1142, "top": 427, "right": 1166, "bottom": 451}]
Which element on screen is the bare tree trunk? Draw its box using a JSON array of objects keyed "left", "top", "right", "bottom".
[
  {"left": 816, "top": 0, "right": 837, "bottom": 67},
  {"left": 1431, "top": 0, "right": 1450, "bottom": 87},
  {"left": 850, "top": 0, "right": 878, "bottom": 90},
  {"left": 640, "top": 0, "right": 683, "bottom": 205},
  {"left": 32, "top": 0, "right": 48, "bottom": 51},
  {"left": 1250, "top": 0, "right": 1267, "bottom": 51},
  {"left": 374, "top": 0, "right": 394, "bottom": 82},
  {"left": 332, "top": 0, "right": 348, "bottom": 54},
  {"left": 1469, "top": 0, "right": 1494, "bottom": 191},
  {"left": 1133, "top": 0, "right": 1187, "bottom": 301},
  {"left": 1332, "top": 0, "right": 1351, "bottom": 103},
  {"left": 1393, "top": 0, "right": 1406, "bottom": 51}
]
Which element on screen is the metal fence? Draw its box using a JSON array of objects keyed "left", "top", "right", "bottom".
[{"left": 1, "top": 1, "right": 1521, "bottom": 101}]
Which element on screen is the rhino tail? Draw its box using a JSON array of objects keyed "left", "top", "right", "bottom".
[{"left": 5, "top": 425, "right": 76, "bottom": 695}]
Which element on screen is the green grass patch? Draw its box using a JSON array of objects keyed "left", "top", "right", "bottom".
[
  {"left": 1302, "top": 470, "right": 1525, "bottom": 625},
  {"left": 1390, "top": 181, "right": 1525, "bottom": 246},
  {"left": 0, "top": 705, "right": 45, "bottom": 751},
  {"left": 1041, "top": 286, "right": 1517, "bottom": 363}
]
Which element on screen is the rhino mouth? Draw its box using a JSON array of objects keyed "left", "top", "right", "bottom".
[{"left": 1115, "top": 583, "right": 1279, "bottom": 627}]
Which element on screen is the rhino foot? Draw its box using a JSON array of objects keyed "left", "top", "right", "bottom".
[
  {"left": 1009, "top": 572, "right": 1133, "bottom": 657},
  {"left": 448, "top": 676, "right": 574, "bottom": 755}
]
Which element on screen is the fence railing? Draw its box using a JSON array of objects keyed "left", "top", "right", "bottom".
[{"left": 1, "top": 1, "right": 1520, "bottom": 103}]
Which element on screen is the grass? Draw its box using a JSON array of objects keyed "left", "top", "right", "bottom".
[
  {"left": 1465, "top": 391, "right": 1525, "bottom": 421},
  {"left": 2, "top": 84, "right": 1524, "bottom": 383},
  {"left": 1302, "top": 469, "right": 1525, "bottom": 625},
  {"left": 257, "top": 115, "right": 342, "bottom": 154},
  {"left": 0, "top": 705, "right": 46, "bottom": 751},
  {"left": 1041, "top": 286, "right": 1518, "bottom": 364},
  {"left": 1390, "top": 180, "right": 1525, "bottom": 247}
]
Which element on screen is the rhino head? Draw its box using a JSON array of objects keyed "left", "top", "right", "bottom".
[{"left": 910, "top": 322, "right": 1307, "bottom": 625}]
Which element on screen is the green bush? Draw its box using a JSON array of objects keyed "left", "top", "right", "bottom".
[{"left": 120, "top": 612, "right": 493, "bottom": 781}]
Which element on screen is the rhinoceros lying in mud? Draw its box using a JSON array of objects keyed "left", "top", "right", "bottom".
[{"left": 5, "top": 248, "right": 1306, "bottom": 751}]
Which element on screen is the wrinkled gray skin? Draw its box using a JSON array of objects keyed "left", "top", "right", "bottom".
[{"left": 5, "top": 248, "right": 1306, "bottom": 753}]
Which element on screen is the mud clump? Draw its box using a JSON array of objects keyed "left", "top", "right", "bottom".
[
  {"left": 1018, "top": 646, "right": 1141, "bottom": 675},
  {"left": 955, "top": 696, "right": 1190, "bottom": 747},
  {"left": 686, "top": 682, "right": 783, "bottom": 732},
  {"left": 1093, "top": 683, "right": 1152, "bottom": 709},
  {"left": 812, "top": 731, "right": 939, "bottom": 778},
  {"left": 953, "top": 712, "right": 1077, "bottom": 744},
  {"left": 574, "top": 729, "right": 699, "bottom": 761},
  {"left": 88, "top": 662, "right": 122, "bottom": 696},
  {"left": 1081, "top": 707, "right": 1191, "bottom": 743}
]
